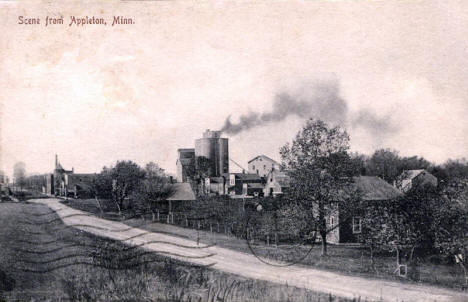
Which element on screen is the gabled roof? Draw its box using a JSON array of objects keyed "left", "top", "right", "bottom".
[
  {"left": 398, "top": 169, "right": 426, "bottom": 181},
  {"left": 55, "top": 163, "right": 73, "bottom": 174},
  {"left": 167, "top": 182, "right": 196, "bottom": 201},
  {"left": 248, "top": 155, "right": 280, "bottom": 165},
  {"left": 354, "top": 176, "right": 403, "bottom": 201}
]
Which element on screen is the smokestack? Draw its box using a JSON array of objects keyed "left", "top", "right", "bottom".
[{"left": 55, "top": 154, "right": 58, "bottom": 168}]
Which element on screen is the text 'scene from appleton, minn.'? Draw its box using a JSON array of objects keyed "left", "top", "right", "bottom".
[{"left": 18, "top": 15, "right": 134, "bottom": 27}]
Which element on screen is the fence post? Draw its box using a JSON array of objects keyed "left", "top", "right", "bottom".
[
  {"left": 185, "top": 217, "right": 188, "bottom": 227},
  {"left": 217, "top": 222, "right": 220, "bottom": 233},
  {"left": 267, "top": 234, "right": 270, "bottom": 246},
  {"left": 157, "top": 210, "right": 160, "bottom": 222},
  {"left": 275, "top": 233, "right": 278, "bottom": 248}
]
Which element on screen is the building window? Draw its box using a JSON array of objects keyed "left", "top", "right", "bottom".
[
  {"left": 253, "top": 165, "right": 255, "bottom": 170},
  {"left": 330, "top": 217, "right": 335, "bottom": 226},
  {"left": 352, "top": 217, "right": 361, "bottom": 234},
  {"left": 264, "top": 165, "right": 266, "bottom": 169}
]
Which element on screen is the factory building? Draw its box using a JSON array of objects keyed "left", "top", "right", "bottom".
[
  {"left": 176, "top": 148, "right": 195, "bottom": 183},
  {"left": 248, "top": 155, "right": 281, "bottom": 177},
  {"left": 195, "top": 129, "right": 229, "bottom": 177}
]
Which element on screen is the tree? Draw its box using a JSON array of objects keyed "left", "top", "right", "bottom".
[
  {"left": 365, "top": 149, "right": 432, "bottom": 183},
  {"left": 110, "top": 161, "right": 146, "bottom": 214},
  {"left": 90, "top": 166, "right": 114, "bottom": 215},
  {"left": 13, "top": 162, "right": 26, "bottom": 191},
  {"left": 144, "top": 162, "right": 165, "bottom": 179},
  {"left": 280, "top": 119, "right": 360, "bottom": 256},
  {"left": 132, "top": 162, "right": 174, "bottom": 221},
  {"left": 365, "top": 149, "right": 401, "bottom": 183},
  {"left": 359, "top": 184, "right": 450, "bottom": 279},
  {"left": 430, "top": 158, "right": 468, "bottom": 185},
  {"left": 433, "top": 179, "right": 468, "bottom": 287}
]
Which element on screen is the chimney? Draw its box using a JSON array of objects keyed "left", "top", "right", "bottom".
[
  {"left": 55, "top": 154, "right": 58, "bottom": 168},
  {"left": 72, "top": 167, "right": 74, "bottom": 173}
]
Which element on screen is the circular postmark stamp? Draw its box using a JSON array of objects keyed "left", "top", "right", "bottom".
[{"left": 244, "top": 198, "right": 318, "bottom": 267}]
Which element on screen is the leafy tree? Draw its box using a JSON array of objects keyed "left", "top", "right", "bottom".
[
  {"left": 433, "top": 179, "right": 468, "bottom": 287},
  {"left": 359, "top": 185, "right": 448, "bottom": 279},
  {"left": 91, "top": 166, "right": 114, "bottom": 215},
  {"left": 13, "top": 162, "right": 26, "bottom": 191},
  {"left": 111, "top": 161, "right": 146, "bottom": 214},
  {"left": 132, "top": 162, "right": 174, "bottom": 221},
  {"left": 365, "top": 149, "right": 401, "bottom": 183},
  {"left": 349, "top": 152, "right": 368, "bottom": 176},
  {"left": 431, "top": 158, "right": 468, "bottom": 185},
  {"left": 365, "top": 149, "right": 432, "bottom": 183},
  {"left": 144, "top": 162, "right": 166, "bottom": 179},
  {"left": 280, "top": 119, "right": 360, "bottom": 256}
]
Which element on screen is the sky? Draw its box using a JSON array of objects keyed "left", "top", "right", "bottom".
[{"left": 0, "top": 0, "right": 467, "bottom": 177}]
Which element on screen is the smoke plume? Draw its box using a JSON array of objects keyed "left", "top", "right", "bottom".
[{"left": 220, "top": 79, "right": 398, "bottom": 140}]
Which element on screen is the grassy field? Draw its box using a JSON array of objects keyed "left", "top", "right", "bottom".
[
  {"left": 62, "top": 198, "right": 467, "bottom": 292},
  {"left": 0, "top": 200, "right": 365, "bottom": 302}
]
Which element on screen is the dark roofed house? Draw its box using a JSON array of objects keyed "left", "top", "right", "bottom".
[
  {"left": 327, "top": 176, "right": 403, "bottom": 244},
  {"left": 66, "top": 173, "right": 98, "bottom": 198},
  {"left": 168, "top": 182, "right": 196, "bottom": 202},
  {"left": 226, "top": 173, "right": 264, "bottom": 197},
  {"left": 165, "top": 182, "right": 196, "bottom": 223},
  {"left": 395, "top": 169, "right": 437, "bottom": 193}
]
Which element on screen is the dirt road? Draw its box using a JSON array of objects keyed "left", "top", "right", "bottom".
[{"left": 33, "top": 198, "right": 468, "bottom": 302}]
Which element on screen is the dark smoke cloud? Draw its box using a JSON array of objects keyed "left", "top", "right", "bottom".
[
  {"left": 219, "top": 79, "right": 399, "bottom": 141},
  {"left": 221, "top": 80, "right": 348, "bottom": 135},
  {"left": 351, "top": 110, "right": 398, "bottom": 136}
]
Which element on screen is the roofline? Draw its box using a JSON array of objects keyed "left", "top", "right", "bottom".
[{"left": 247, "top": 155, "right": 281, "bottom": 165}]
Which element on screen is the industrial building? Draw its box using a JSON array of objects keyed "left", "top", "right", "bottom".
[
  {"left": 177, "top": 129, "right": 229, "bottom": 183},
  {"left": 195, "top": 129, "right": 229, "bottom": 177},
  {"left": 176, "top": 148, "right": 195, "bottom": 182},
  {"left": 176, "top": 130, "right": 292, "bottom": 199},
  {"left": 248, "top": 155, "right": 281, "bottom": 177}
]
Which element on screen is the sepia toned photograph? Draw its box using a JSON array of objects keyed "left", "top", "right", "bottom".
[{"left": 0, "top": 1, "right": 467, "bottom": 301}]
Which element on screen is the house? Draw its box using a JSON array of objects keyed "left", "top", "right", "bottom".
[
  {"left": 166, "top": 182, "right": 196, "bottom": 220},
  {"left": 395, "top": 169, "right": 437, "bottom": 193},
  {"left": 248, "top": 155, "right": 281, "bottom": 178},
  {"left": 66, "top": 173, "right": 97, "bottom": 198},
  {"left": 53, "top": 155, "right": 97, "bottom": 198},
  {"left": 263, "top": 169, "right": 290, "bottom": 197},
  {"left": 327, "top": 176, "right": 403, "bottom": 244},
  {"left": 226, "top": 173, "right": 264, "bottom": 197}
]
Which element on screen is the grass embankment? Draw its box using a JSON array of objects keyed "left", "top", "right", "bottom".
[
  {"left": 0, "top": 200, "right": 362, "bottom": 302},
  {"left": 62, "top": 198, "right": 467, "bottom": 291}
]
